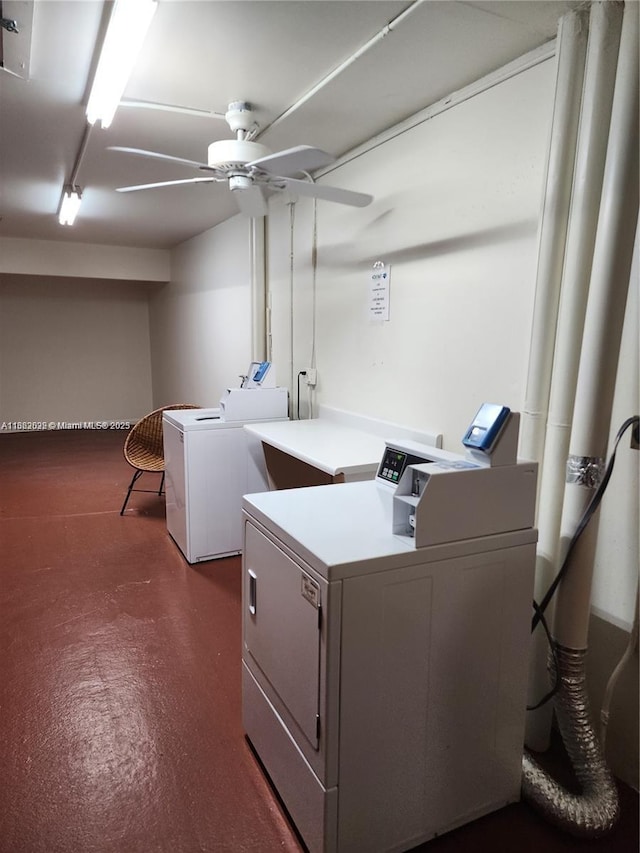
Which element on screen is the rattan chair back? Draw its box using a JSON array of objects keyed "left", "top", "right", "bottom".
[{"left": 120, "top": 404, "right": 199, "bottom": 514}]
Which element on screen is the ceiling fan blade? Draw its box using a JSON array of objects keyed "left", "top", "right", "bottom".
[
  {"left": 232, "top": 183, "right": 269, "bottom": 218},
  {"left": 117, "top": 177, "right": 218, "bottom": 193},
  {"left": 108, "top": 146, "right": 221, "bottom": 174},
  {"left": 280, "top": 177, "right": 373, "bottom": 208},
  {"left": 248, "top": 145, "right": 335, "bottom": 177},
  {"left": 119, "top": 99, "right": 227, "bottom": 121}
]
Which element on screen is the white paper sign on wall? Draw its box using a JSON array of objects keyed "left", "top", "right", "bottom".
[{"left": 368, "top": 262, "right": 391, "bottom": 321}]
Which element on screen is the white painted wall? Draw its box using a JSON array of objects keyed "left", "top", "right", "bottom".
[
  {"left": 0, "top": 237, "right": 170, "bottom": 281},
  {"left": 149, "top": 215, "right": 253, "bottom": 407},
  {"left": 0, "top": 274, "right": 155, "bottom": 424},
  {"left": 268, "top": 59, "right": 552, "bottom": 448}
]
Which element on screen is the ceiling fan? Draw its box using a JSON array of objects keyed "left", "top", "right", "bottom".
[{"left": 110, "top": 101, "right": 373, "bottom": 217}]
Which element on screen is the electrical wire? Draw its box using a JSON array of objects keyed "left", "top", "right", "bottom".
[
  {"left": 527, "top": 414, "right": 639, "bottom": 710},
  {"left": 295, "top": 175, "right": 319, "bottom": 420},
  {"left": 309, "top": 197, "right": 318, "bottom": 419},
  {"left": 527, "top": 601, "right": 561, "bottom": 710},
  {"left": 532, "top": 415, "right": 639, "bottom": 631}
]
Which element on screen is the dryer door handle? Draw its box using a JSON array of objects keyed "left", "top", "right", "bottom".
[{"left": 248, "top": 569, "right": 257, "bottom": 616}]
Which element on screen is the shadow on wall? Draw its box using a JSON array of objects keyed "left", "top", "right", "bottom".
[{"left": 309, "top": 218, "right": 538, "bottom": 269}]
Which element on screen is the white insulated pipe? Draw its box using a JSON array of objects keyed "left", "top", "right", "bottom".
[
  {"left": 553, "top": 0, "right": 639, "bottom": 650},
  {"left": 525, "top": 2, "right": 623, "bottom": 749},
  {"left": 536, "top": 0, "right": 622, "bottom": 597},
  {"left": 288, "top": 202, "right": 296, "bottom": 415},
  {"left": 519, "top": 11, "right": 589, "bottom": 472},
  {"left": 250, "top": 218, "right": 267, "bottom": 361},
  {"left": 523, "top": 9, "right": 589, "bottom": 750}
]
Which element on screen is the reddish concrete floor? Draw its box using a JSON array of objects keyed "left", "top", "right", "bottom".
[
  {"left": 1, "top": 430, "right": 638, "bottom": 853},
  {"left": 0, "top": 430, "right": 302, "bottom": 853}
]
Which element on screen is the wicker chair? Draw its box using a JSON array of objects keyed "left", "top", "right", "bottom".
[{"left": 120, "top": 404, "right": 200, "bottom": 515}]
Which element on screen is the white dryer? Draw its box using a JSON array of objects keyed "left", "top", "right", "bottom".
[{"left": 241, "top": 413, "right": 538, "bottom": 852}]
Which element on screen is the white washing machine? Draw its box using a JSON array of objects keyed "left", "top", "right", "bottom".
[
  {"left": 241, "top": 414, "right": 538, "bottom": 852},
  {"left": 163, "top": 396, "right": 287, "bottom": 564}
]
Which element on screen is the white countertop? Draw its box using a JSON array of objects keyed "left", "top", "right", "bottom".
[
  {"left": 245, "top": 405, "right": 443, "bottom": 483},
  {"left": 244, "top": 417, "right": 387, "bottom": 477}
]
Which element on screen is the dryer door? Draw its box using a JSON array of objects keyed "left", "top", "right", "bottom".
[{"left": 243, "top": 522, "right": 322, "bottom": 750}]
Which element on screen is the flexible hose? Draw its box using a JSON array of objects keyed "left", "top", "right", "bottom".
[{"left": 522, "top": 645, "right": 620, "bottom": 836}]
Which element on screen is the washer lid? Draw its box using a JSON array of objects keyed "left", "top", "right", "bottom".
[{"left": 163, "top": 407, "right": 225, "bottom": 430}]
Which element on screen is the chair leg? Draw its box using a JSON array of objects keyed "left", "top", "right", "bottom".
[
  {"left": 120, "top": 469, "right": 144, "bottom": 515},
  {"left": 158, "top": 471, "right": 165, "bottom": 496}
]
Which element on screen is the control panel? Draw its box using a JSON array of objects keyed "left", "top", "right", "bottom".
[{"left": 376, "top": 442, "right": 442, "bottom": 486}]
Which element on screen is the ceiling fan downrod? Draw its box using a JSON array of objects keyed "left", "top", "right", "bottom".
[{"left": 224, "top": 101, "right": 258, "bottom": 140}]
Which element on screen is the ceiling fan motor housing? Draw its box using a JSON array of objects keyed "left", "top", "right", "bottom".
[{"left": 207, "top": 139, "right": 270, "bottom": 172}]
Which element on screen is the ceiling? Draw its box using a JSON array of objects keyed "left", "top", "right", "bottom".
[{"left": 0, "top": 0, "right": 584, "bottom": 250}]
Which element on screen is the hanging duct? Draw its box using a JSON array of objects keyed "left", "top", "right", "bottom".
[
  {"left": 525, "top": 0, "right": 623, "bottom": 750},
  {"left": 522, "top": 5, "right": 589, "bottom": 753},
  {"left": 522, "top": 0, "right": 639, "bottom": 836}
]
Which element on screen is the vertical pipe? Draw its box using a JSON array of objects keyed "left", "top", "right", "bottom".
[
  {"left": 264, "top": 215, "right": 273, "bottom": 362},
  {"left": 554, "top": 0, "right": 639, "bottom": 650},
  {"left": 526, "top": 1, "right": 623, "bottom": 749},
  {"left": 288, "top": 202, "right": 296, "bottom": 414},
  {"left": 250, "top": 218, "right": 267, "bottom": 361},
  {"left": 519, "top": 10, "right": 589, "bottom": 470},
  {"left": 522, "top": 9, "right": 589, "bottom": 749},
  {"left": 537, "top": 0, "right": 622, "bottom": 588}
]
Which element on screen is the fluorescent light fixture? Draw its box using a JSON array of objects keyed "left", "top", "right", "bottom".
[
  {"left": 86, "top": 0, "right": 157, "bottom": 129},
  {"left": 58, "top": 187, "right": 82, "bottom": 226}
]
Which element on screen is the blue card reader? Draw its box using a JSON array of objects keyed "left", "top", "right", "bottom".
[
  {"left": 251, "top": 361, "right": 271, "bottom": 383},
  {"left": 462, "top": 403, "right": 511, "bottom": 453}
]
